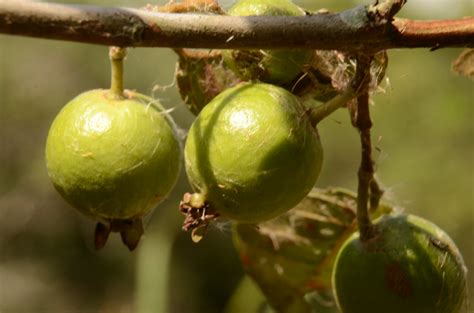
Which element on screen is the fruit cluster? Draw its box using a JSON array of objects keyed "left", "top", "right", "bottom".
[{"left": 44, "top": 0, "right": 468, "bottom": 311}]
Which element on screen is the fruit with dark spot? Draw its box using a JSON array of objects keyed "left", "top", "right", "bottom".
[
  {"left": 184, "top": 83, "right": 323, "bottom": 223},
  {"left": 332, "top": 213, "right": 468, "bottom": 313}
]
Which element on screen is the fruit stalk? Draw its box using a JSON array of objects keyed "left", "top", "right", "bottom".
[
  {"left": 352, "top": 54, "right": 376, "bottom": 242},
  {"left": 306, "top": 86, "right": 355, "bottom": 127},
  {"left": 109, "top": 46, "right": 126, "bottom": 98},
  {"left": 369, "top": 178, "right": 384, "bottom": 212}
]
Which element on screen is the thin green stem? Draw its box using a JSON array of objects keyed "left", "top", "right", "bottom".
[
  {"left": 306, "top": 87, "right": 355, "bottom": 126},
  {"left": 109, "top": 46, "right": 126, "bottom": 98}
]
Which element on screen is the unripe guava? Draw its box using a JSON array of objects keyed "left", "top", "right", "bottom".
[
  {"left": 222, "top": 0, "right": 313, "bottom": 85},
  {"left": 332, "top": 213, "right": 468, "bottom": 313},
  {"left": 184, "top": 83, "right": 323, "bottom": 223},
  {"left": 45, "top": 89, "right": 181, "bottom": 221}
]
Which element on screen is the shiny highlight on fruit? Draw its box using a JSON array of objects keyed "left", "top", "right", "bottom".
[
  {"left": 46, "top": 89, "right": 181, "bottom": 249},
  {"left": 182, "top": 83, "right": 323, "bottom": 227}
]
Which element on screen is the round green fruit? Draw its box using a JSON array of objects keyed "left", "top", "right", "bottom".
[
  {"left": 184, "top": 83, "right": 323, "bottom": 223},
  {"left": 45, "top": 89, "right": 181, "bottom": 220},
  {"left": 332, "top": 213, "right": 468, "bottom": 313},
  {"left": 223, "top": 0, "right": 313, "bottom": 85}
]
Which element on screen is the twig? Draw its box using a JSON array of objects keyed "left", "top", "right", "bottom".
[
  {"left": 369, "top": 178, "right": 384, "bottom": 212},
  {"left": 0, "top": 1, "right": 472, "bottom": 50},
  {"left": 392, "top": 18, "right": 474, "bottom": 50},
  {"left": 352, "top": 54, "right": 376, "bottom": 242}
]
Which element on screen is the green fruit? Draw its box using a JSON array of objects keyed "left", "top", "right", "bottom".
[
  {"left": 332, "top": 213, "right": 468, "bottom": 313},
  {"left": 184, "top": 83, "right": 323, "bottom": 223},
  {"left": 223, "top": 0, "right": 313, "bottom": 85},
  {"left": 46, "top": 89, "right": 181, "bottom": 221}
]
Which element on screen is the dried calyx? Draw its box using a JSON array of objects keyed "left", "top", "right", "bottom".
[{"left": 179, "top": 192, "right": 219, "bottom": 243}]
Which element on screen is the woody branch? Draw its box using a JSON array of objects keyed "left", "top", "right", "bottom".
[{"left": 0, "top": 0, "right": 472, "bottom": 51}]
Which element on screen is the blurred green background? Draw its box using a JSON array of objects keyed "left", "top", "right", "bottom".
[{"left": 0, "top": 0, "right": 472, "bottom": 312}]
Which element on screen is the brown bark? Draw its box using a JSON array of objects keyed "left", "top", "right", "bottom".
[{"left": 0, "top": 1, "right": 472, "bottom": 51}]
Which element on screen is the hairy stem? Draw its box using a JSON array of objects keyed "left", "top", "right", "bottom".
[
  {"left": 0, "top": 1, "right": 472, "bottom": 50},
  {"left": 353, "top": 55, "right": 376, "bottom": 242},
  {"left": 109, "top": 46, "right": 126, "bottom": 98},
  {"left": 369, "top": 178, "right": 384, "bottom": 212}
]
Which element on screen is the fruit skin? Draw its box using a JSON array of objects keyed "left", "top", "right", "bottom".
[
  {"left": 184, "top": 83, "right": 323, "bottom": 223},
  {"left": 45, "top": 89, "right": 181, "bottom": 220},
  {"left": 223, "top": 0, "right": 313, "bottom": 85},
  {"left": 332, "top": 213, "right": 468, "bottom": 313}
]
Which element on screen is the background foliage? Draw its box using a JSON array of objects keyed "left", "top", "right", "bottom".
[{"left": 0, "top": 0, "right": 472, "bottom": 312}]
